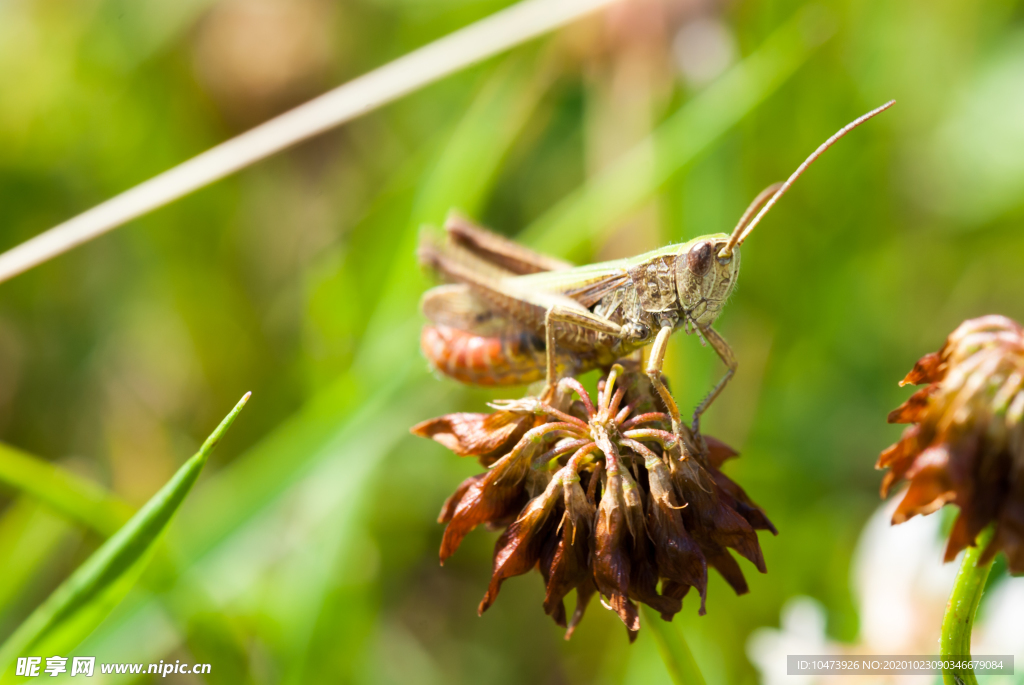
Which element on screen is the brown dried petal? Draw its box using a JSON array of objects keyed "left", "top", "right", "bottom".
[
  {"left": 891, "top": 446, "right": 954, "bottom": 524},
  {"left": 438, "top": 474, "right": 485, "bottom": 523},
  {"left": 540, "top": 535, "right": 570, "bottom": 627},
  {"left": 479, "top": 525, "right": 543, "bottom": 615},
  {"left": 887, "top": 386, "right": 935, "bottom": 424},
  {"left": 945, "top": 316, "right": 1023, "bottom": 358},
  {"left": 900, "top": 351, "right": 944, "bottom": 387},
  {"left": 538, "top": 470, "right": 595, "bottom": 618},
  {"left": 593, "top": 470, "right": 639, "bottom": 631},
  {"left": 540, "top": 521, "right": 592, "bottom": 634},
  {"left": 986, "top": 534, "right": 1024, "bottom": 570},
  {"left": 989, "top": 472, "right": 1024, "bottom": 572},
  {"left": 662, "top": 580, "right": 691, "bottom": 602},
  {"left": 877, "top": 425, "right": 922, "bottom": 470},
  {"left": 877, "top": 426, "right": 924, "bottom": 497},
  {"left": 704, "top": 544, "right": 749, "bottom": 595},
  {"left": 478, "top": 478, "right": 562, "bottom": 614},
  {"left": 988, "top": 523, "right": 1024, "bottom": 572},
  {"left": 645, "top": 457, "right": 707, "bottom": 614},
  {"left": 946, "top": 434, "right": 1002, "bottom": 532},
  {"left": 566, "top": 578, "right": 598, "bottom": 639},
  {"left": 564, "top": 470, "right": 597, "bottom": 540},
  {"left": 944, "top": 513, "right": 974, "bottom": 563},
  {"left": 705, "top": 436, "right": 739, "bottom": 470},
  {"left": 440, "top": 452, "right": 530, "bottom": 562},
  {"left": 711, "top": 470, "right": 778, "bottom": 535},
  {"left": 411, "top": 410, "right": 534, "bottom": 465},
  {"left": 937, "top": 433, "right": 1002, "bottom": 562},
  {"left": 619, "top": 464, "right": 647, "bottom": 543},
  {"left": 627, "top": 536, "right": 682, "bottom": 621},
  {"left": 671, "top": 457, "right": 766, "bottom": 574}
]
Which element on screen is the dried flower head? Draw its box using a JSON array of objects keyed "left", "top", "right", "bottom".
[
  {"left": 879, "top": 315, "right": 1024, "bottom": 570},
  {"left": 411, "top": 364, "right": 775, "bottom": 640}
]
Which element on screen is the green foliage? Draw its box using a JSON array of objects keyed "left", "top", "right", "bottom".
[
  {"left": 521, "top": 5, "right": 831, "bottom": 257},
  {"left": 0, "top": 443, "right": 132, "bottom": 538},
  {"left": 0, "top": 394, "right": 249, "bottom": 680},
  {"left": 1, "top": 0, "right": 1024, "bottom": 683},
  {"left": 642, "top": 605, "right": 707, "bottom": 685}
]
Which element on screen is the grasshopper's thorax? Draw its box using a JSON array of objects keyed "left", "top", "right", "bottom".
[{"left": 626, "top": 234, "right": 739, "bottom": 331}]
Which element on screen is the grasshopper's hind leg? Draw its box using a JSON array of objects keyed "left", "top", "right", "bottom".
[
  {"left": 543, "top": 305, "right": 624, "bottom": 396},
  {"left": 692, "top": 325, "right": 737, "bottom": 434}
]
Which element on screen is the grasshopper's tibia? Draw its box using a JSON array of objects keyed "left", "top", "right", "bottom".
[
  {"left": 645, "top": 325, "right": 696, "bottom": 447},
  {"left": 692, "top": 325, "right": 737, "bottom": 434}
]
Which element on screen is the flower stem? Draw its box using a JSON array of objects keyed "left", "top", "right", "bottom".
[
  {"left": 641, "top": 605, "right": 707, "bottom": 685},
  {"left": 940, "top": 524, "right": 996, "bottom": 685}
]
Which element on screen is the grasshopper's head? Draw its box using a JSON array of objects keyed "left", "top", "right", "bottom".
[
  {"left": 675, "top": 234, "right": 739, "bottom": 328},
  {"left": 676, "top": 102, "right": 896, "bottom": 327}
]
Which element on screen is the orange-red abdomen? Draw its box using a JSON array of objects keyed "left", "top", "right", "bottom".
[{"left": 421, "top": 325, "right": 547, "bottom": 386}]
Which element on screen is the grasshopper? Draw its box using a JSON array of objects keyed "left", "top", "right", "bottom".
[{"left": 418, "top": 101, "right": 894, "bottom": 439}]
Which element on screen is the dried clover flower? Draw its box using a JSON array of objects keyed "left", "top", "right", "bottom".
[
  {"left": 411, "top": 365, "right": 775, "bottom": 640},
  {"left": 879, "top": 315, "right": 1024, "bottom": 570}
]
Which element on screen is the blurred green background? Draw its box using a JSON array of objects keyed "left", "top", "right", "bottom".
[{"left": 1, "top": 0, "right": 1024, "bottom": 682}]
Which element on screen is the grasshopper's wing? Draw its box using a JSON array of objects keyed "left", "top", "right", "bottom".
[
  {"left": 444, "top": 213, "right": 573, "bottom": 275},
  {"left": 420, "top": 284, "right": 518, "bottom": 337},
  {"left": 419, "top": 227, "right": 517, "bottom": 283},
  {"left": 420, "top": 225, "right": 636, "bottom": 352},
  {"left": 507, "top": 261, "right": 632, "bottom": 309},
  {"left": 420, "top": 235, "right": 593, "bottom": 337}
]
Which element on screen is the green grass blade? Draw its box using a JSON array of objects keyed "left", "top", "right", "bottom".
[
  {"left": 519, "top": 5, "right": 834, "bottom": 257},
  {"left": 58, "top": 50, "right": 551, "bottom": 674},
  {"left": 0, "top": 393, "right": 250, "bottom": 677},
  {"left": 0, "top": 500, "right": 73, "bottom": 623},
  {"left": 641, "top": 605, "right": 708, "bottom": 685},
  {"left": 0, "top": 443, "right": 133, "bottom": 538},
  {"left": 73, "top": 375, "right": 428, "bottom": 674}
]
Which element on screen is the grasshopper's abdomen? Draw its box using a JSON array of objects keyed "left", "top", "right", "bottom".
[{"left": 421, "top": 324, "right": 562, "bottom": 386}]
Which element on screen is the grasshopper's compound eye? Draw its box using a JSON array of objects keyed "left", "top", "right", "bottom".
[{"left": 687, "top": 241, "right": 713, "bottom": 276}]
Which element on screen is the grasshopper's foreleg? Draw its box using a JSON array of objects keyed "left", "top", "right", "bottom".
[
  {"left": 645, "top": 326, "right": 695, "bottom": 447},
  {"left": 692, "top": 324, "right": 737, "bottom": 434},
  {"left": 544, "top": 305, "right": 624, "bottom": 391}
]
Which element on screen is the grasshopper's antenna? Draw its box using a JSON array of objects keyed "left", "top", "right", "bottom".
[
  {"left": 729, "top": 181, "right": 784, "bottom": 241},
  {"left": 718, "top": 100, "right": 896, "bottom": 260}
]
